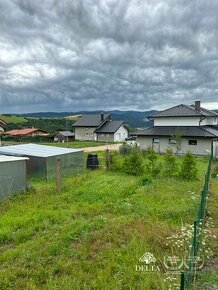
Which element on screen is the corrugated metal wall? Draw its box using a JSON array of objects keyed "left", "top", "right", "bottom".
[
  {"left": 26, "top": 156, "right": 46, "bottom": 179},
  {"left": 0, "top": 160, "right": 27, "bottom": 201},
  {"left": 46, "top": 151, "right": 84, "bottom": 179}
]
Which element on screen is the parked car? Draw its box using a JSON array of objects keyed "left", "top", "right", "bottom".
[{"left": 125, "top": 135, "right": 136, "bottom": 141}]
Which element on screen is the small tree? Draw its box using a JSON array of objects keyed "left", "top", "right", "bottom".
[
  {"left": 171, "top": 129, "right": 183, "bottom": 155},
  {"left": 163, "top": 148, "right": 177, "bottom": 178},
  {"left": 123, "top": 149, "right": 144, "bottom": 176},
  {"left": 146, "top": 147, "right": 160, "bottom": 177},
  {"left": 180, "top": 151, "right": 198, "bottom": 180}
]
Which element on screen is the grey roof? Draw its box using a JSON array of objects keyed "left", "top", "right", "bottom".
[
  {"left": 95, "top": 121, "right": 126, "bottom": 133},
  {"left": 150, "top": 104, "right": 218, "bottom": 118},
  {"left": 135, "top": 126, "right": 218, "bottom": 138},
  {"left": 73, "top": 114, "right": 110, "bottom": 127},
  {"left": 54, "top": 131, "right": 74, "bottom": 137},
  {"left": 0, "top": 143, "right": 83, "bottom": 158}
]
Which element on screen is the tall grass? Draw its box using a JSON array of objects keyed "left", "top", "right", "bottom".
[{"left": 0, "top": 156, "right": 208, "bottom": 289}]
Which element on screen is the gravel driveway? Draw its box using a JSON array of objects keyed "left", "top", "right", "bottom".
[{"left": 83, "top": 143, "right": 122, "bottom": 152}]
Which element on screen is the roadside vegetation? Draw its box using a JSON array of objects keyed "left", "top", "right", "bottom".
[{"left": 0, "top": 150, "right": 212, "bottom": 290}]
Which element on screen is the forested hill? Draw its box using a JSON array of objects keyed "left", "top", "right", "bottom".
[{"left": 18, "top": 110, "right": 158, "bottom": 129}]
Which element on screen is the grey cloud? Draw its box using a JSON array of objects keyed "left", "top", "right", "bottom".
[{"left": 0, "top": 0, "right": 218, "bottom": 113}]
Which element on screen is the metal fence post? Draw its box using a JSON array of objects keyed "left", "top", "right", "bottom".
[
  {"left": 180, "top": 272, "right": 185, "bottom": 290},
  {"left": 56, "top": 157, "right": 62, "bottom": 192}
]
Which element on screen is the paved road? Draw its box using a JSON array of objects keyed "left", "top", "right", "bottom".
[{"left": 83, "top": 143, "right": 122, "bottom": 152}]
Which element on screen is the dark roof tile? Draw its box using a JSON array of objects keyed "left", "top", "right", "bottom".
[
  {"left": 73, "top": 114, "right": 110, "bottom": 127},
  {"left": 135, "top": 126, "right": 218, "bottom": 138},
  {"left": 150, "top": 104, "right": 218, "bottom": 118},
  {"left": 95, "top": 121, "right": 126, "bottom": 133}
]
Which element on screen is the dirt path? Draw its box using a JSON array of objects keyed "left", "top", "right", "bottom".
[{"left": 83, "top": 143, "right": 122, "bottom": 152}]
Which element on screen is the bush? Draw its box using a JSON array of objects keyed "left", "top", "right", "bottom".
[
  {"left": 122, "top": 149, "right": 144, "bottom": 176},
  {"left": 109, "top": 151, "right": 124, "bottom": 172},
  {"left": 141, "top": 176, "right": 153, "bottom": 185},
  {"left": 163, "top": 148, "right": 178, "bottom": 178},
  {"left": 146, "top": 147, "right": 161, "bottom": 177},
  {"left": 179, "top": 151, "right": 198, "bottom": 180}
]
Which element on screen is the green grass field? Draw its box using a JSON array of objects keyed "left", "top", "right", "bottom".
[
  {"left": 0, "top": 114, "right": 27, "bottom": 124},
  {"left": 0, "top": 157, "right": 215, "bottom": 290}
]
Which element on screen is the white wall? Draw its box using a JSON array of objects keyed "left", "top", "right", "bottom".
[
  {"left": 114, "top": 126, "right": 128, "bottom": 142},
  {"left": 200, "top": 116, "right": 218, "bottom": 126},
  {"left": 137, "top": 136, "right": 213, "bottom": 155},
  {"left": 154, "top": 117, "right": 201, "bottom": 127}
]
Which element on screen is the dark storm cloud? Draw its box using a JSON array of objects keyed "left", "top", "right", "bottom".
[{"left": 0, "top": 0, "right": 218, "bottom": 113}]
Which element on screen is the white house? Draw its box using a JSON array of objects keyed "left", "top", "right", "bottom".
[
  {"left": 73, "top": 113, "right": 129, "bottom": 142},
  {"left": 94, "top": 120, "right": 129, "bottom": 142},
  {"left": 136, "top": 101, "right": 218, "bottom": 156}
]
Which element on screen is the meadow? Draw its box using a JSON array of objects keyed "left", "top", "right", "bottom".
[{"left": 0, "top": 155, "right": 216, "bottom": 290}]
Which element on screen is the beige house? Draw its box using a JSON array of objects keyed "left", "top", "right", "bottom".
[
  {"left": 73, "top": 113, "right": 128, "bottom": 142},
  {"left": 136, "top": 101, "right": 218, "bottom": 156}
]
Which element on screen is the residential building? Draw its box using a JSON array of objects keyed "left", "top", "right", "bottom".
[
  {"left": 73, "top": 113, "right": 128, "bottom": 142},
  {"left": 136, "top": 101, "right": 218, "bottom": 156},
  {"left": 4, "top": 128, "right": 49, "bottom": 137},
  {"left": 95, "top": 120, "right": 129, "bottom": 142},
  {"left": 54, "top": 131, "right": 75, "bottom": 142}
]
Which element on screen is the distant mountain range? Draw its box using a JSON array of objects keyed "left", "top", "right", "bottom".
[
  {"left": 18, "top": 110, "right": 158, "bottom": 129},
  {"left": 16, "top": 108, "right": 218, "bottom": 129}
]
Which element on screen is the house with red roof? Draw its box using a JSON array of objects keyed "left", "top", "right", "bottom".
[{"left": 4, "top": 128, "right": 49, "bottom": 137}]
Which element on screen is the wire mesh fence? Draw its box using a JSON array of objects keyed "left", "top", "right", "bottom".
[{"left": 180, "top": 153, "right": 213, "bottom": 290}]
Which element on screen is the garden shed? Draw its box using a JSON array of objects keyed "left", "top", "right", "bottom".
[
  {"left": 0, "top": 143, "right": 84, "bottom": 180},
  {"left": 0, "top": 155, "right": 28, "bottom": 201}
]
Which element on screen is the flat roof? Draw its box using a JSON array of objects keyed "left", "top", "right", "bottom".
[
  {"left": 0, "top": 155, "right": 29, "bottom": 162},
  {"left": 0, "top": 143, "right": 83, "bottom": 158}
]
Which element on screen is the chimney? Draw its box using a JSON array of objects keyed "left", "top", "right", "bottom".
[
  {"left": 101, "top": 112, "right": 104, "bottom": 121},
  {"left": 195, "top": 101, "right": 201, "bottom": 111}
]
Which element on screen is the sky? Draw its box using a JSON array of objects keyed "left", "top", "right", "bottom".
[{"left": 0, "top": 0, "right": 218, "bottom": 113}]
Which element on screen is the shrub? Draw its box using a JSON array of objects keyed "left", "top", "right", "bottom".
[
  {"left": 123, "top": 149, "right": 144, "bottom": 176},
  {"left": 163, "top": 148, "right": 178, "bottom": 178},
  {"left": 179, "top": 151, "right": 198, "bottom": 180},
  {"left": 109, "top": 151, "right": 124, "bottom": 172},
  {"left": 141, "top": 176, "right": 153, "bottom": 185},
  {"left": 146, "top": 147, "right": 161, "bottom": 177}
]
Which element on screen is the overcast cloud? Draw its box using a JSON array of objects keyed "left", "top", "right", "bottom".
[{"left": 0, "top": 0, "right": 218, "bottom": 113}]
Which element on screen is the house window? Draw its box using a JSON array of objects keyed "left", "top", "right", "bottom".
[
  {"left": 101, "top": 134, "right": 104, "bottom": 137},
  {"left": 107, "top": 134, "right": 110, "bottom": 137},
  {"left": 188, "top": 140, "right": 197, "bottom": 145},
  {"left": 169, "top": 139, "right": 177, "bottom": 144},
  {"left": 152, "top": 138, "right": 159, "bottom": 144}
]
